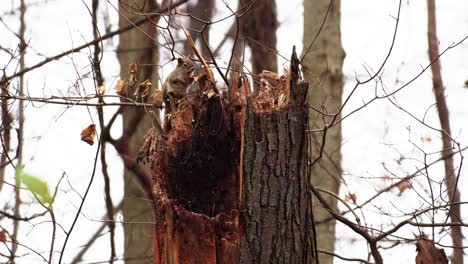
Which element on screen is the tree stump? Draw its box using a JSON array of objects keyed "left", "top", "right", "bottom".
[{"left": 150, "top": 48, "right": 316, "bottom": 264}]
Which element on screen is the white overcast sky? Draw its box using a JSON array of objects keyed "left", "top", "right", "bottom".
[{"left": 1, "top": 0, "right": 468, "bottom": 263}]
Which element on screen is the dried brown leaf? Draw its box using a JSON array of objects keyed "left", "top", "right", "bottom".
[
  {"left": 134, "top": 79, "right": 151, "bottom": 98},
  {"left": 344, "top": 193, "right": 357, "bottom": 204},
  {"left": 97, "top": 85, "right": 105, "bottom": 95},
  {"left": 415, "top": 233, "right": 448, "bottom": 264},
  {"left": 421, "top": 135, "right": 432, "bottom": 142},
  {"left": 115, "top": 80, "right": 128, "bottom": 97},
  {"left": 129, "top": 63, "right": 138, "bottom": 82},
  {"left": 0, "top": 231, "right": 6, "bottom": 242},
  {"left": 80, "top": 124, "right": 96, "bottom": 146},
  {"left": 396, "top": 180, "right": 412, "bottom": 193},
  {"left": 149, "top": 89, "right": 163, "bottom": 107}
]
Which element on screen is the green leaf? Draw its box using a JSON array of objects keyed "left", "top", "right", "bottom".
[{"left": 16, "top": 166, "right": 53, "bottom": 206}]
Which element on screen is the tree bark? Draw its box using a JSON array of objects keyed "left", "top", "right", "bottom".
[
  {"left": 150, "top": 49, "right": 316, "bottom": 263},
  {"left": 118, "top": 0, "right": 159, "bottom": 262},
  {"left": 302, "top": 1, "right": 345, "bottom": 263},
  {"left": 427, "top": 1, "right": 463, "bottom": 263},
  {"left": 239, "top": 58, "right": 315, "bottom": 263}
]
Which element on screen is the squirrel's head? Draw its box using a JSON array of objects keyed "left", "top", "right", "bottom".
[{"left": 177, "top": 57, "right": 195, "bottom": 75}]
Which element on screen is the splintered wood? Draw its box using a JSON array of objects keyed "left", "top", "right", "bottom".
[{"left": 254, "top": 69, "right": 291, "bottom": 111}]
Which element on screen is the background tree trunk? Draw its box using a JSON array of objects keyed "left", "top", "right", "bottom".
[
  {"left": 427, "top": 0, "right": 463, "bottom": 262},
  {"left": 227, "top": 0, "right": 246, "bottom": 83},
  {"left": 118, "top": 0, "right": 159, "bottom": 262},
  {"left": 302, "top": 0, "right": 345, "bottom": 263},
  {"left": 184, "top": 0, "right": 215, "bottom": 59},
  {"left": 239, "top": 0, "right": 278, "bottom": 92}
]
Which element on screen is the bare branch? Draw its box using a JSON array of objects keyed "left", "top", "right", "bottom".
[{"left": 0, "top": 0, "right": 189, "bottom": 84}]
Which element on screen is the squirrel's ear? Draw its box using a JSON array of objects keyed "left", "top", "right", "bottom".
[{"left": 177, "top": 57, "right": 183, "bottom": 64}]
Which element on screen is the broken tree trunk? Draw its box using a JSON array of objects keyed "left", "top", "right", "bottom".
[{"left": 149, "top": 48, "right": 316, "bottom": 263}]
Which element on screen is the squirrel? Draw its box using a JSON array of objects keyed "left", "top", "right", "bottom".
[{"left": 162, "top": 57, "right": 195, "bottom": 116}]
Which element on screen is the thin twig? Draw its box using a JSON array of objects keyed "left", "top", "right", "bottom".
[
  {"left": 0, "top": 210, "right": 47, "bottom": 221},
  {"left": 87, "top": 0, "right": 116, "bottom": 261},
  {"left": 317, "top": 249, "right": 374, "bottom": 264},
  {"left": 11, "top": 0, "right": 26, "bottom": 261},
  {"left": 58, "top": 135, "right": 102, "bottom": 264},
  {"left": 316, "top": 187, "right": 360, "bottom": 225},
  {"left": 0, "top": 0, "right": 189, "bottom": 84},
  {"left": 1, "top": 94, "right": 160, "bottom": 107},
  {"left": 70, "top": 200, "right": 123, "bottom": 264}
]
